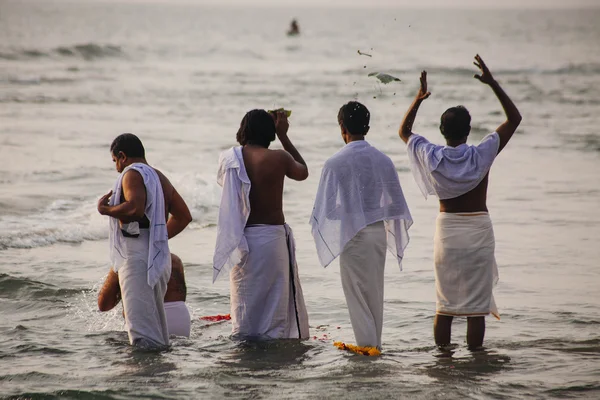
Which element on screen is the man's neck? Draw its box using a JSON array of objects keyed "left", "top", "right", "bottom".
[
  {"left": 445, "top": 138, "right": 467, "bottom": 147},
  {"left": 124, "top": 158, "right": 147, "bottom": 168},
  {"left": 346, "top": 135, "right": 365, "bottom": 143}
]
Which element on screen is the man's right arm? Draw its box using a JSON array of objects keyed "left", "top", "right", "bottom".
[
  {"left": 273, "top": 110, "right": 309, "bottom": 181},
  {"left": 97, "top": 171, "right": 146, "bottom": 221},
  {"left": 400, "top": 71, "right": 431, "bottom": 144},
  {"left": 473, "top": 54, "right": 522, "bottom": 153},
  {"left": 98, "top": 268, "right": 121, "bottom": 312}
]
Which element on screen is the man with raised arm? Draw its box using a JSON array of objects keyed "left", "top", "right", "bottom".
[
  {"left": 310, "top": 101, "right": 412, "bottom": 350},
  {"left": 399, "top": 55, "right": 522, "bottom": 350},
  {"left": 97, "top": 133, "right": 192, "bottom": 347},
  {"left": 213, "top": 110, "right": 309, "bottom": 340}
]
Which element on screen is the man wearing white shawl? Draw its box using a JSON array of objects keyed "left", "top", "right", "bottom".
[
  {"left": 97, "top": 133, "right": 192, "bottom": 348},
  {"left": 213, "top": 109, "right": 309, "bottom": 340},
  {"left": 399, "top": 55, "right": 522, "bottom": 349},
  {"left": 310, "top": 101, "right": 413, "bottom": 350}
]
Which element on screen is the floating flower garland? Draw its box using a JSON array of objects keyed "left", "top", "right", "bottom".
[{"left": 334, "top": 341, "right": 381, "bottom": 356}]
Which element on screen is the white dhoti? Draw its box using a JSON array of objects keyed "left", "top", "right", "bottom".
[
  {"left": 164, "top": 301, "right": 191, "bottom": 338},
  {"left": 118, "top": 230, "right": 170, "bottom": 348},
  {"left": 340, "top": 221, "right": 387, "bottom": 348},
  {"left": 434, "top": 213, "right": 499, "bottom": 319},
  {"left": 229, "top": 224, "right": 309, "bottom": 340}
]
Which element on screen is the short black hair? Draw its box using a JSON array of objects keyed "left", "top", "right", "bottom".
[
  {"left": 236, "top": 109, "right": 276, "bottom": 148},
  {"left": 440, "top": 106, "right": 471, "bottom": 140},
  {"left": 110, "top": 133, "right": 145, "bottom": 158},
  {"left": 338, "top": 101, "right": 370, "bottom": 136}
]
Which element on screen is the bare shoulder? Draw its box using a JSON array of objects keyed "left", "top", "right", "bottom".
[
  {"left": 122, "top": 169, "right": 144, "bottom": 185},
  {"left": 270, "top": 149, "right": 293, "bottom": 163}
]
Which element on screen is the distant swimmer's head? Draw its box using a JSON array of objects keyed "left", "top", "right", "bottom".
[
  {"left": 110, "top": 133, "right": 146, "bottom": 172},
  {"left": 440, "top": 106, "right": 471, "bottom": 142},
  {"left": 338, "top": 101, "right": 370, "bottom": 143},
  {"left": 236, "top": 109, "right": 276, "bottom": 148}
]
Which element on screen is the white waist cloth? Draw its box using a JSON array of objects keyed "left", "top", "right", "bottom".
[
  {"left": 407, "top": 132, "right": 500, "bottom": 200},
  {"left": 109, "top": 162, "right": 171, "bottom": 288},
  {"left": 310, "top": 140, "right": 412, "bottom": 269},
  {"left": 434, "top": 213, "right": 499, "bottom": 319},
  {"left": 230, "top": 224, "right": 309, "bottom": 340},
  {"left": 340, "top": 221, "right": 387, "bottom": 349},
  {"left": 118, "top": 230, "right": 170, "bottom": 348},
  {"left": 164, "top": 301, "right": 191, "bottom": 338}
]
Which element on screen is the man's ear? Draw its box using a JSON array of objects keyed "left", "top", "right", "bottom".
[{"left": 118, "top": 151, "right": 126, "bottom": 161}]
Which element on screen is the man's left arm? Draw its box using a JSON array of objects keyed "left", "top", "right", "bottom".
[
  {"left": 399, "top": 71, "right": 431, "bottom": 144},
  {"left": 167, "top": 187, "right": 192, "bottom": 239}
]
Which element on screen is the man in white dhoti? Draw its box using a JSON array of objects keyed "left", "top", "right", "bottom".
[
  {"left": 98, "top": 253, "right": 192, "bottom": 338},
  {"left": 213, "top": 109, "right": 310, "bottom": 340},
  {"left": 399, "top": 55, "right": 522, "bottom": 349},
  {"left": 310, "top": 101, "right": 413, "bottom": 350},
  {"left": 97, "top": 133, "right": 192, "bottom": 347}
]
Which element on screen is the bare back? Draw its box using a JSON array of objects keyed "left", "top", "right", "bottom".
[
  {"left": 439, "top": 173, "right": 489, "bottom": 213},
  {"left": 154, "top": 169, "right": 175, "bottom": 222},
  {"left": 242, "top": 146, "right": 288, "bottom": 225}
]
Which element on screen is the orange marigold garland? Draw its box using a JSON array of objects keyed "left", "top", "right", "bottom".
[{"left": 334, "top": 341, "right": 381, "bottom": 356}]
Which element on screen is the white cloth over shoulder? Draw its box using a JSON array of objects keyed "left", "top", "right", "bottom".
[
  {"left": 406, "top": 132, "right": 500, "bottom": 200},
  {"left": 434, "top": 212, "right": 499, "bottom": 319},
  {"left": 109, "top": 163, "right": 171, "bottom": 288},
  {"left": 310, "top": 140, "right": 412, "bottom": 269},
  {"left": 213, "top": 146, "right": 251, "bottom": 282},
  {"left": 230, "top": 224, "right": 309, "bottom": 340}
]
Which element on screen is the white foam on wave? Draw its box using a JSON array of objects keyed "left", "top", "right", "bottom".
[
  {"left": 166, "top": 171, "right": 222, "bottom": 227},
  {"left": 0, "top": 172, "right": 221, "bottom": 250},
  {"left": 0, "top": 198, "right": 107, "bottom": 250},
  {"left": 66, "top": 277, "right": 125, "bottom": 332}
]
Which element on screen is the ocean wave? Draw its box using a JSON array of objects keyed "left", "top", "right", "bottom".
[
  {"left": 0, "top": 273, "right": 82, "bottom": 301},
  {"left": 329, "top": 63, "right": 600, "bottom": 81},
  {"left": 5, "top": 76, "right": 78, "bottom": 86},
  {"left": 426, "top": 63, "right": 600, "bottom": 76},
  {"left": 0, "top": 174, "right": 219, "bottom": 250},
  {"left": 0, "top": 43, "right": 124, "bottom": 61},
  {"left": 0, "top": 198, "right": 108, "bottom": 250}
]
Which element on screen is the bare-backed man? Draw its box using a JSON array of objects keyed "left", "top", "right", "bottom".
[
  {"left": 97, "top": 133, "right": 192, "bottom": 347},
  {"left": 98, "top": 253, "right": 192, "bottom": 338},
  {"left": 399, "top": 55, "right": 522, "bottom": 349},
  {"left": 213, "top": 110, "right": 310, "bottom": 339}
]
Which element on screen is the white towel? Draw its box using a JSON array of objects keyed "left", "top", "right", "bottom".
[
  {"left": 213, "top": 146, "right": 251, "bottom": 282},
  {"left": 310, "top": 140, "right": 412, "bottom": 269},
  {"left": 434, "top": 212, "right": 499, "bottom": 319},
  {"left": 406, "top": 132, "right": 500, "bottom": 200},
  {"left": 229, "top": 224, "right": 309, "bottom": 339},
  {"left": 109, "top": 163, "right": 171, "bottom": 288}
]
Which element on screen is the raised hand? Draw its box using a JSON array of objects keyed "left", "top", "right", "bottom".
[
  {"left": 473, "top": 54, "right": 495, "bottom": 85},
  {"left": 416, "top": 71, "right": 431, "bottom": 101},
  {"left": 274, "top": 110, "right": 290, "bottom": 139}
]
